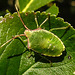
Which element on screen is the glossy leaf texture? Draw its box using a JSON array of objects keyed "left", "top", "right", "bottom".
[
  {"left": 46, "top": 4, "right": 59, "bottom": 16},
  {"left": 18, "top": 0, "right": 57, "bottom": 13},
  {"left": 0, "top": 12, "right": 75, "bottom": 75}
]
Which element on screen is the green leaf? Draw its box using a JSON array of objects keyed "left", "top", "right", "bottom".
[
  {"left": 46, "top": 4, "right": 59, "bottom": 16},
  {"left": 19, "top": 0, "right": 54, "bottom": 12},
  {"left": 0, "top": 12, "right": 75, "bottom": 75}
]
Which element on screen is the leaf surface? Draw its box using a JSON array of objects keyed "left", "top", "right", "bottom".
[
  {"left": 46, "top": 4, "right": 59, "bottom": 15},
  {"left": 19, "top": 0, "right": 54, "bottom": 12},
  {"left": 0, "top": 12, "right": 75, "bottom": 75}
]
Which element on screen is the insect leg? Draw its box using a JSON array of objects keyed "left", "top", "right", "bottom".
[
  {"left": 49, "top": 25, "right": 71, "bottom": 32},
  {"left": 35, "top": 15, "right": 39, "bottom": 28},
  {"left": 0, "top": 34, "right": 26, "bottom": 48},
  {"left": 15, "top": 4, "right": 29, "bottom": 30},
  {"left": 27, "top": 50, "right": 34, "bottom": 58},
  {"left": 40, "top": 17, "right": 48, "bottom": 27},
  {"left": 39, "top": 55, "right": 52, "bottom": 67}
]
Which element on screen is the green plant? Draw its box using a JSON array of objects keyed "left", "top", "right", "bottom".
[{"left": 0, "top": 0, "right": 75, "bottom": 75}]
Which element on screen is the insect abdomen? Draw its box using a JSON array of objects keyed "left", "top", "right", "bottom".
[{"left": 27, "top": 29, "right": 65, "bottom": 57}]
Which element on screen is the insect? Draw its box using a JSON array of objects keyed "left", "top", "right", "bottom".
[{"left": 0, "top": 5, "right": 70, "bottom": 57}]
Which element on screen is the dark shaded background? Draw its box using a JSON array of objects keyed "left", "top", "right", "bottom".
[{"left": 0, "top": 0, "right": 75, "bottom": 28}]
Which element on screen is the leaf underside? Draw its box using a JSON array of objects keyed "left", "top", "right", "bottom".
[{"left": 0, "top": 12, "right": 75, "bottom": 75}]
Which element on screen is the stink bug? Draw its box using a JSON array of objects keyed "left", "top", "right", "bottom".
[{"left": 0, "top": 5, "right": 70, "bottom": 57}]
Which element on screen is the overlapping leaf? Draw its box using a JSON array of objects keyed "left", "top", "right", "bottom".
[
  {"left": 0, "top": 12, "right": 75, "bottom": 75},
  {"left": 19, "top": 0, "right": 54, "bottom": 12}
]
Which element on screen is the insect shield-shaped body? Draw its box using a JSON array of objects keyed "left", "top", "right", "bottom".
[
  {"left": 0, "top": 7, "right": 67, "bottom": 57},
  {"left": 25, "top": 28, "right": 65, "bottom": 57}
]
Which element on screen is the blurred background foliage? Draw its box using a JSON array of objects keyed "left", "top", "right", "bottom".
[{"left": 0, "top": 0, "right": 75, "bottom": 28}]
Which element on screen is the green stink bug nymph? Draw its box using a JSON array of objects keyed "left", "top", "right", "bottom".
[
  {"left": 25, "top": 29, "right": 65, "bottom": 57},
  {"left": 0, "top": 5, "right": 70, "bottom": 57}
]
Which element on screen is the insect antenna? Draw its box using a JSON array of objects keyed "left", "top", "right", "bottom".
[{"left": 15, "top": 4, "right": 29, "bottom": 30}]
